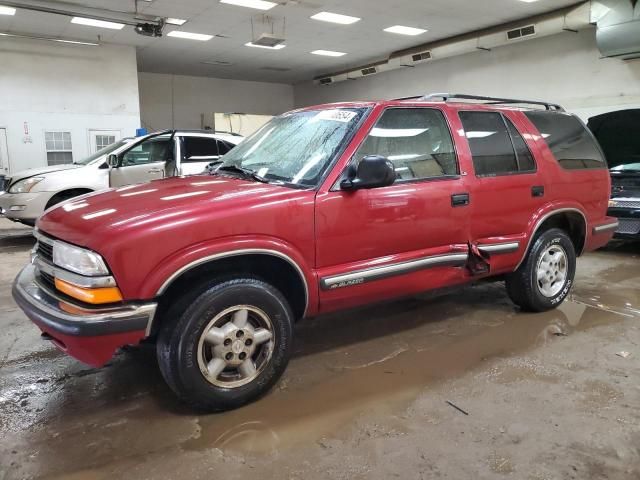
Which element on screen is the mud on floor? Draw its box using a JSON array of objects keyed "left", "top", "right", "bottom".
[{"left": 0, "top": 228, "right": 639, "bottom": 479}]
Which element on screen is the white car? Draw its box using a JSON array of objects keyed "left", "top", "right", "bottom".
[{"left": 0, "top": 130, "right": 243, "bottom": 226}]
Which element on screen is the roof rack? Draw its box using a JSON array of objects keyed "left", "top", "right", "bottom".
[{"left": 393, "top": 93, "right": 565, "bottom": 111}]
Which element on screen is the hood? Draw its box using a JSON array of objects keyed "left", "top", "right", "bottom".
[
  {"left": 9, "top": 164, "right": 82, "bottom": 182},
  {"left": 37, "top": 174, "right": 313, "bottom": 248}
]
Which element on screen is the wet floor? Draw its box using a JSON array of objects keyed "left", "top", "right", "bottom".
[{"left": 0, "top": 224, "right": 639, "bottom": 479}]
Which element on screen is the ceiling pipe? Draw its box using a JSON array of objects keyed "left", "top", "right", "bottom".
[{"left": 314, "top": 1, "right": 592, "bottom": 84}]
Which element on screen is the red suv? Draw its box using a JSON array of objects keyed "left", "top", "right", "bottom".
[{"left": 13, "top": 94, "right": 618, "bottom": 410}]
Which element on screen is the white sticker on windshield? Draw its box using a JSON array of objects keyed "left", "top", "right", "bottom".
[{"left": 313, "top": 110, "right": 357, "bottom": 123}]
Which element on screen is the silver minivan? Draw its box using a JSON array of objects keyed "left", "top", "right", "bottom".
[{"left": 0, "top": 130, "right": 243, "bottom": 226}]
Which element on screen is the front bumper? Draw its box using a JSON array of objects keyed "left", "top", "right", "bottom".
[
  {"left": 12, "top": 264, "right": 157, "bottom": 366},
  {"left": 0, "top": 190, "right": 53, "bottom": 223}
]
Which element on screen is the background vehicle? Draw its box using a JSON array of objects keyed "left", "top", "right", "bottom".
[
  {"left": 588, "top": 109, "right": 640, "bottom": 240},
  {"left": 14, "top": 94, "right": 617, "bottom": 411},
  {"left": 0, "top": 130, "right": 243, "bottom": 226}
]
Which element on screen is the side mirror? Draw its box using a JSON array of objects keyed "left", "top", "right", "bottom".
[
  {"left": 340, "top": 155, "right": 396, "bottom": 190},
  {"left": 106, "top": 154, "right": 119, "bottom": 168}
]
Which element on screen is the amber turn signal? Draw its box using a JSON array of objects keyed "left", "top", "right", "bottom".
[{"left": 54, "top": 278, "right": 123, "bottom": 304}]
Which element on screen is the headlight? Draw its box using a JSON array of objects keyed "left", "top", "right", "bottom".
[
  {"left": 52, "top": 241, "right": 109, "bottom": 276},
  {"left": 9, "top": 177, "right": 44, "bottom": 193}
]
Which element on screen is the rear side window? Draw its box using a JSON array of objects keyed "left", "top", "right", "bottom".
[
  {"left": 182, "top": 137, "right": 219, "bottom": 162},
  {"left": 525, "top": 111, "right": 605, "bottom": 170},
  {"left": 459, "top": 111, "right": 535, "bottom": 176}
]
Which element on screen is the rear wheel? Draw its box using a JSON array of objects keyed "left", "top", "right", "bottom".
[
  {"left": 156, "top": 277, "right": 294, "bottom": 411},
  {"left": 506, "top": 228, "right": 576, "bottom": 312}
]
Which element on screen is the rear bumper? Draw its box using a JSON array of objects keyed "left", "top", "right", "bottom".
[{"left": 12, "top": 264, "right": 156, "bottom": 366}]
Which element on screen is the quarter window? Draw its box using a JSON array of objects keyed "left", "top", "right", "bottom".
[
  {"left": 525, "top": 111, "right": 605, "bottom": 169},
  {"left": 217, "top": 140, "right": 234, "bottom": 156},
  {"left": 459, "top": 111, "right": 535, "bottom": 176},
  {"left": 354, "top": 108, "right": 458, "bottom": 181},
  {"left": 45, "top": 131, "right": 73, "bottom": 165}
]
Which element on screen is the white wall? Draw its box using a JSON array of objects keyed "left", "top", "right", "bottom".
[
  {"left": 293, "top": 28, "right": 640, "bottom": 121},
  {"left": 0, "top": 39, "right": 140, "bottom": 175},
  {"left": 138, "top": 72, "right": 294, "bottom": 132}
]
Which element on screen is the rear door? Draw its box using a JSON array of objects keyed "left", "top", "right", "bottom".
[
  {"left": 315, "top": 106, "right": 471, "bottom": 312},
  {"left": 457, "top": 109, "right": 547, "bottom": 273},
  {"left": 110, "top": 134, "right": 174, "bottom": 187},
  {"left": 179, "top": 135, "right": 221, "bottom": 175}
]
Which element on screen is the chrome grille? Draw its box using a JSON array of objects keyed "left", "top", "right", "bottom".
[
  {"left": 37, "top": 241, "right": 54, "bottom": 262},
  {"left": 616, "top": 219, "right": 640, "bottom": 235},
  {"left": 610, "top": 199, "right": 640, "bottom": 209}
]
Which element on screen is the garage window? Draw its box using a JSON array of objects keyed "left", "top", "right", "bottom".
[
  {"left": 459, "top": 111, "right": 535, "bottom": 176},
  {"left": 354, "top": 108, "right": 458, "bottom": 181},
  {"left": 45, "top": 131, "right": 73, "bottom": 166},
  {"left": 525, "top": 111, "right": 606, "bottom": 170}
]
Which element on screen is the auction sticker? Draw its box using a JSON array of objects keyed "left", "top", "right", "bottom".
[{"left": 314, "top": 110, "right": 357, "bottom": 122}]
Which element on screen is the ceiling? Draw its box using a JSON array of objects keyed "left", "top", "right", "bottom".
[{"left": 0, "top": 0, "right": 584, "bottom": 84}]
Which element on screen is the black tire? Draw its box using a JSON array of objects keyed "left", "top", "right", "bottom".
[
  {"left": 156, "top": 277, "right": 294, "bottom": 411},
  {"left": 505, "top": 228, "right": 576, "bottom": 312}
]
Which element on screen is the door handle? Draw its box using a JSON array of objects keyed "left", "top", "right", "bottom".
[
  {"left": 451, "top": 193, "right": 470, "bottom": 207},
  {"left": 147, "top": 168, "right": 163, "bottom": 174},
  {"left": 531, "top": 186, "right": 545, "bottom": 197}
]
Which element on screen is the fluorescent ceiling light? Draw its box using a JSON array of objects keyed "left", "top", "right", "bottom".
[
  {"left": 0, "top": 6, "right": 16, "bottom": 15},
  {"left": 166, "top": 18, "right": 187, "bottom": 25},
  {"left": 311, "top": 49, "right": 347, "bottom": 57},
  {"left": 518, "top": 0, "right": 540, "bottom": 2},
  {"left": 71, "top": 17, "right": 125, "bottom": 30},
  {"left": 220, "top": 0, "right": 277, "bottom": 11},
  {"left": 0, "top": 32, "right": 98, "bottom": 46},
  {"left": 310, "top": 11, "right": 360, "bottom": 25},
  {"left": 384, "top": 25, "right": 427, "bottom": 36},
  {"left": 371, "top": 128, "right": 429, "bottom": 138},
  {"left": 167, "top": 30, "right": 213, "bottom": 41},
  {"left": 245, "top": 41, "right": 285, "bottom": 49}
]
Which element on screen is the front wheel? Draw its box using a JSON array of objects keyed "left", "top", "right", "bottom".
[
  {"left": 156, "top": 277, "right": 294, "bottom": 411},
  {"left": 506, "top": 228, "right": 576, "bottom": 312}
]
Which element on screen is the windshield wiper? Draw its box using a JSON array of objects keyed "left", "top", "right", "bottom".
[{"left": 217, "top": 164, "right": 269, "bottom": 183}]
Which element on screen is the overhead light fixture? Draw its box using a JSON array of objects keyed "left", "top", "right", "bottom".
[
  {"left": 311, "top": 49, "right": 347, "bottom": 57},
  {"left": 245, "top": 41, "right": 285, "bottom": 49},
  {"left": 384, "top": 25, "right": 427, "bottom": 36},
  {"left": 220, "top": 0, "right": 277, "bottom": 11},
  {"left": 166, "top": 18, "right": 187, "bottom": 25},
  {"left": 310, "top": 12, "right": 360, "bottom": 25},
  {"left": 71, "top": 17, "right": 125, "bottom": 30},
  {"left": 0, "top": 32, "right": 99, "bottom": 46},
  {"left": 167, "top": 30, "right": 213, "bottom": 41},
  {"left": 0, "top": 6, "right": 16, "bottom": 15}
]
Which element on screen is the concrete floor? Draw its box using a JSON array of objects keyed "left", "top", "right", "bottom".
[{"left": 0, "top": 218, "right": 639, "bottom": 480}]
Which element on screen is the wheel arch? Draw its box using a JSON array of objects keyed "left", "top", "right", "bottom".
[
  {"left": 44, "top": 187, "right": 94, "bottom": 209},
  {"left": 515, "top": 207, "right": 587, "bottom": 270},
  {"left": 150, "top": 249, "right": 310, "bottom": 336}
]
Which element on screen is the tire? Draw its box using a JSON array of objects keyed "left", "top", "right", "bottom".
[
  {"left": 505, "top": 228, "right": 576, "bottom": 312},
  {"left": 156, "top": 277, "right": 294, "bottom": 411}
]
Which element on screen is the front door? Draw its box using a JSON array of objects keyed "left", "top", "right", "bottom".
[
  {"left": 89, "top": 130, "right": 121, "bottom": 154},
  {"left": 315, "top": 107, "right": 471, "bottom": 313},
  {"left": 0, "top": 128, "right": 10, "bottom": 175},
  {"left": 110, "top": 134, "right": 174, "bottom": 188}
]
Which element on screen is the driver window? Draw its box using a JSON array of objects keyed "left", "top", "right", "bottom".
[
  {"left": 121, "top": 135, "right": 172, "bottom": 167},
  {"left": 354, "top": 108, "right": 458, "bottom": 181}
]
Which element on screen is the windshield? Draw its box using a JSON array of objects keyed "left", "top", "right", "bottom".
[
  {"left": 218, "top": 108, "right": 368, "bottom": 187},
  {"left": 73, "top": 139, "right": 130, "bottom": 165}
]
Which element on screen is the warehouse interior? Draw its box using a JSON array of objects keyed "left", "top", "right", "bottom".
[{"left": 1, "top": 0, "right": 639, "bottom": 478}]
